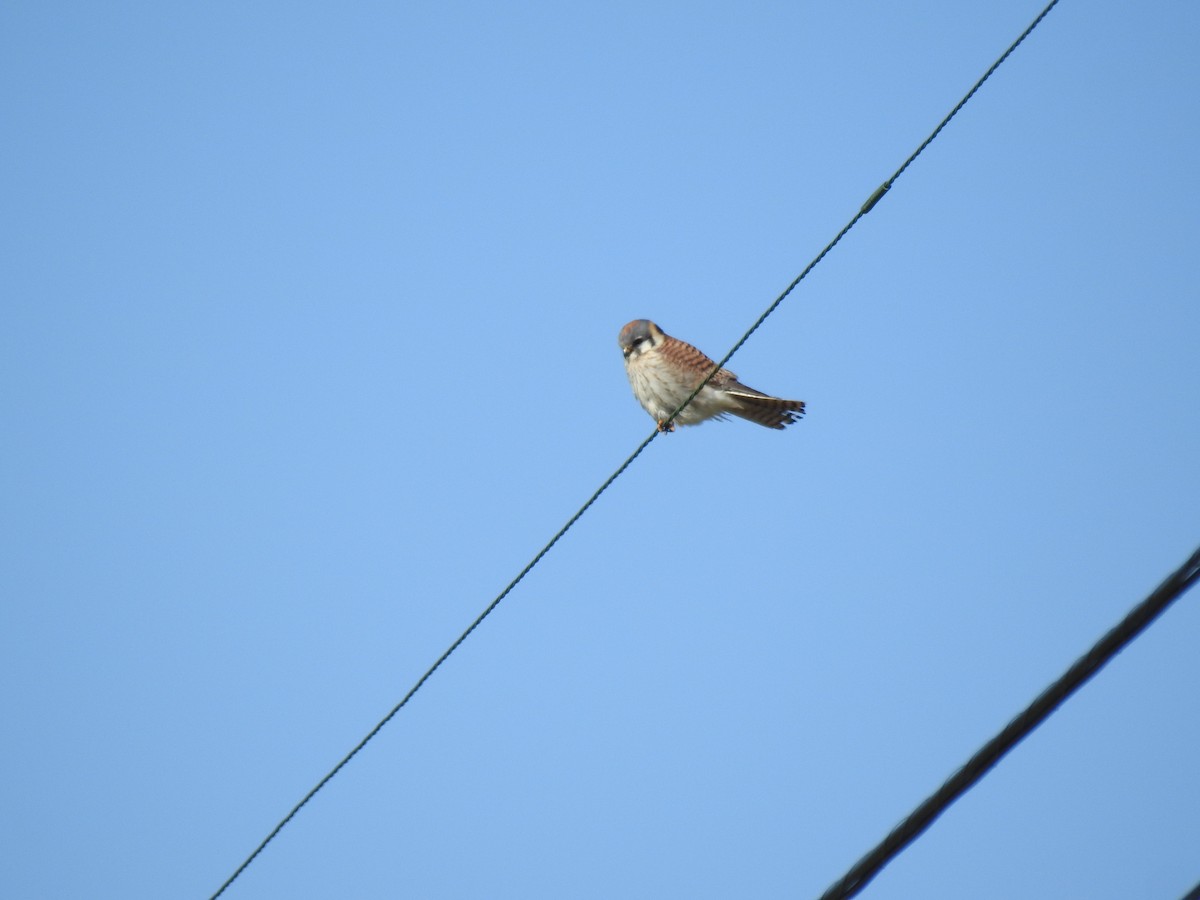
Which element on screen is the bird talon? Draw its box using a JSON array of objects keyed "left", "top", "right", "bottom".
[{"left": 656, "top": 420, "right": 675, "bottom": 433}]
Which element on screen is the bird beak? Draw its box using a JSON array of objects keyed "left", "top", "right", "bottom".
[{"left": 622, "top": 346, "right": 631, "bottom": 358}]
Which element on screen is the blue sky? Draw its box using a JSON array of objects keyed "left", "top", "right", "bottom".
[{"left": 3, "top": 2, "right": 1198, "bottom": 898}]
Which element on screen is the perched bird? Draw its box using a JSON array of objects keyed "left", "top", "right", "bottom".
[{"left": 618, "top": 319, "right": 806, "bottom": 432}]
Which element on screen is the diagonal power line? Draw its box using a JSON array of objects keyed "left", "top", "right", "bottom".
[
  {"left": 817, "top": 543, "right": 1200, "bottom": 900},
  {"left": 210, "top": 2, "right": 1063, "bottom": 895},
  {"left": 661, "top": 0, "right": 1063, "bottom": 430},
  {"left": 207, "top": 429, "right": 662, "bottom": 899}
]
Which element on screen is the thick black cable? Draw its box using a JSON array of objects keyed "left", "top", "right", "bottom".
[
  {"left": 211, "top": 2, "right": 1064, "bottom": 895},
  {"left": 818, "top": 544, "right": 1200, "bottom": 900}
]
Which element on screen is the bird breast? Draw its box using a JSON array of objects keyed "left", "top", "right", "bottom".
[{"left": 626, "top": 352, "right": 729, "bottom": 425}]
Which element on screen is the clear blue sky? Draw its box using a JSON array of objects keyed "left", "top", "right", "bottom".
[{"left": 3, "top": 2, "right": 1198, "bottom": 898}]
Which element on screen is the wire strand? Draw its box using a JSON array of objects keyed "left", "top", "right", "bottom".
[
  {"left": 210, "top": 2, "right": 1065, "bottom": 894},
  {"left": 817, "top": 544, "right": 1200, "bottom": 900},
  {"left": 662, "top": 0, "right": 1062, "bottom": 429},
  {"left": 208, "top": 431, "right": 658, "bottom": 899}
]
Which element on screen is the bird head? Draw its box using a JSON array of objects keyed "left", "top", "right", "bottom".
[{"left": 618, "top": 319, "right": 664, "bottom": 360}]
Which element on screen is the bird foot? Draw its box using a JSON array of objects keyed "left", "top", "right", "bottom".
[{"left": 656, "top": 420, "right": 676, "bottom": 433}]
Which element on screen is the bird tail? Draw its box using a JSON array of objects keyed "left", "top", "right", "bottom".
[{"left": 728, "top": 393, "right": 806, "bottom": 430}]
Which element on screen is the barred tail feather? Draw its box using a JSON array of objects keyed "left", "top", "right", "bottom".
[{"left": 728, "top": 394, "right": 807, "bottom": 430}]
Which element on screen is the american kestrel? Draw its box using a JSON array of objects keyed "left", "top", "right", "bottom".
[{"left": 618, "top": 319, "right": 806, "bottom": 431}]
